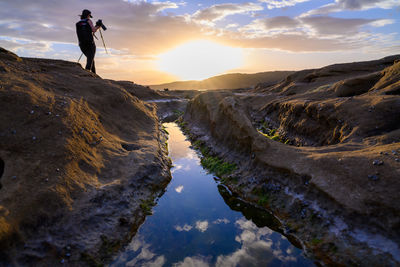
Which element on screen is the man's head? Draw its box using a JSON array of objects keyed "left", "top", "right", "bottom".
[{"left": 81, "top": 9, "right": 92, "bottom": 19}]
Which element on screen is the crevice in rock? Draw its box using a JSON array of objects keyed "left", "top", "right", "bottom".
[
  {"left": 0, "top": 158, "right": 4, "bottom": 189},
  {"left": 121, "top": 143, "right": 140, "bottom": 151}
]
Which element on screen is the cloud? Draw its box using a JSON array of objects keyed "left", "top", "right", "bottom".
[
  {"left": 192, "top": 3, "right": 263, "bottom": 25},
  {"left": 172, "top": 256, "right": 210, "bottom": 267},
  {"left": 215, "top": 218, "right": 299, "bottom": 266},
  {"left": 301, "top": 16, "right": 377, "bottom": 35},
  {"left": 213, "top": 218, "right": 230, "bottom": 224},
  {"left": 259, "top": 0, "right": 311, "bottom": 9},
  {"left": 305, "top": 0, "right": 400, "bottom": 15},
  {"left": 175, "top": 185, "right": 184, "bottom": 193},
  {"left": 175, "top": 224, "right": 193, "bottom": 232},
  {"left": 195, "top": 220, "right": 209, "bottom": 232}
]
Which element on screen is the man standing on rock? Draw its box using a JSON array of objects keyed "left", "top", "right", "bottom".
[{"left": 76, "top": 9, "right": 101, "bottom": 73}]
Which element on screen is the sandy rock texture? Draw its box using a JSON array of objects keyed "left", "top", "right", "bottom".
[
  {"left": 0, "top": 47, "right": 171, "bottom": 265},
  {"left": 184, "top": 55, "right": 400, "bottom": 265}
]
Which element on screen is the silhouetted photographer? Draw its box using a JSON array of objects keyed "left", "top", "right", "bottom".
[{"left": 76, "top": 9, "right": 107, "bottom": 74}]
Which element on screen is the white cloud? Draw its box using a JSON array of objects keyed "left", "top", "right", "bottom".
[
  {"left": 192, "top": 3, "right": 263, "bottom": 25},
  {"left": 195, "top": 220, "right": 209, "bottom": 232},
  {"left": 213, "top": 218, "right": 230, "bottom": 224},
  {"left": 175, "top": 224, "right": 193, "bottom": 231},
  {"left": 259, "top": 0, "right": 311, "bottom": 9},
  {"left": 215, "top": 218, "right": 299, "bottom": 266},
  {"left": 369, "top": 19, "right": 395, "bottom": 27},
  {"left": 304, "top": 0, "right": 400, "bottom": 16},
  {"left": 173, "top": 256, "right": 210, "bottom": 267},
  {"left": 175, "top": 185, "right": 184, "bottom": 193}
]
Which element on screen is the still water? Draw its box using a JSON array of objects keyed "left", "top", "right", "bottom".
[{"left": 112, "top": 123, "right": 314, "bottom": 266}]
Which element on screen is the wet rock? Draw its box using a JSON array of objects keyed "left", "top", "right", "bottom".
[
  {"left": 262, "top": 183, "right": 281, "bottom": 192},
  {"left": 301, "top": 209, "right": 307, "bottom": 218},
  {"left": 372, "top": 160, "right": 384, "bottom": 166},
  {"left": 368, "top": 174, "right": 379, "bottom": 181}
]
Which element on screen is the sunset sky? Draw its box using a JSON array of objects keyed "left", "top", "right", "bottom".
[{"left": 1, "top": 0, "right": 399, "bottom": 84}]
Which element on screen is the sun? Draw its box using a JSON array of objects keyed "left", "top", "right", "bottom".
[{"left": 157, "top": 40, "right": 243, "bottom": 81}]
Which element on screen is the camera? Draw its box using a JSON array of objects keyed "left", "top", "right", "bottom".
[{"left": 96, "top": 19, "right": 107, "bottom": 31}]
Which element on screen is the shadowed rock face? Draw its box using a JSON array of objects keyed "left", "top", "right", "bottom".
[
  {"left": 183, "top": 55, "right": 400, "bottom": 265},
  {"left": 0, "top": 48, "right": 171, "bottom": 265}
]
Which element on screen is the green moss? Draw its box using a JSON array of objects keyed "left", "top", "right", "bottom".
[
  {"left": 201, "top": 156, "right": 236, "bottom": 178},
  {"left": 80, "top": 253, "right": 103, "bottom": 267},
  {"left": 173, "top": 110, "right": 184, "bottom": 117},
  {"left": 311, "top": 238, "right": 322, "bottom": 246},
  {"left": 257, "top": 195, "right": 269, "bottom": 206},
  {"left": 140, "top": 199, "right": 156, "bottom": 215}
]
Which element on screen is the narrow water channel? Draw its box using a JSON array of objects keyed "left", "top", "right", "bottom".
[{"left": 112, "top": 123, "right": 314, "bottom": 266}]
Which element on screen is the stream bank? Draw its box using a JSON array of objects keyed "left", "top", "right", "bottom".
[
  {"left": 178, "top": 55, "right": 400, "bottom": 267},
  {"left": 112, "top": 123, "right": 314, "bottom": 266}
]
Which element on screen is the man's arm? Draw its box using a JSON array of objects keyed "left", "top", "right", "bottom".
[{"left": 88, "top": 19, "right": 100, "bottom": 33}]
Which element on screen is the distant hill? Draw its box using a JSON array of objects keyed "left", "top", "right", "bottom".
[{"left": 148, "top": 71, "right": 294, "bottom": 90}]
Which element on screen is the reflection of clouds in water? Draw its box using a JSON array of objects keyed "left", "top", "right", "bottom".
[
  {"left": 112, "top": 236, "right": 165, "bottom": 267},
  {"left": 215, "top": 218, "right": 298, "bottom": 266},
  {"left": 175, "top": 185, "right": 184, "bottom": 193},
  {"left": 213, "top": 218, "right": 230, "bottom": 224},
  {"left": 173, "top": 256, "right": 210, "bottom": 267},
  {"left": 171, "top": 164, "right": 183, "bottom": 173},
  {"left": 195, "top": 220, "right": 209, "bottom": 232},
  {"left": 175, "top": 224, "right": 193, "bottom": 232}
]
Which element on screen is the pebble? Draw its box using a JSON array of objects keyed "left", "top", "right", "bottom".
[
  {"left": 368, "top": 174, "right": 379, "bottom": 181},
  {"left": 11, "top": 176, "right": 16, "bottom": 179},
  {"left": 46, "top": 111, "right": 51, "bottom": 115},
  {"left": 392, "top": 150, "right": 398, "bottom": 155},
  {"left": 32, "top": 136, "right": 37, "bottom": 141},
  {"left": 11, "top": 129, "right": 16, "bottom": 134},
  {"left": 45, "top": 178, "right": 49, "bottom": 182},
  {"left": 30, "top": 110, "right": 34, "bottom": 114},
  {"left": 395, "top": 158, "right": 399, "bottom": 162},
  {"left": 251, "top": 153, "right": 255, "bottom": 159},
  {"left": 56, "top": 168, "right": 60, "bottom": 172},
  {"left": 34, "top": 105, "right": 39, "bottom": 108},
  {"left": 58, "top": 131, "right": 62, "bottom": 135},
  {"left": 60, "top": 259, "right": 65, "bottom": 264},
  {"left": 300, "top": 209, "right": 307, "bottom": 218},
  {"left": 65, "top": 253, "right": 71, "bottom": 257},
  {"left": 66, "top": 246, "right": 71, "bottom": 250},
  {"left": 372, "top": 160, "right": 384, "bottom": 166},
  {"left": 56, "top": 114, "right": 60, "bottom": 117}
]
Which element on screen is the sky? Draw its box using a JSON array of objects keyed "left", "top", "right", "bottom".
[{"left": 0, "top": 0, "right": 399, "bottom": 84}]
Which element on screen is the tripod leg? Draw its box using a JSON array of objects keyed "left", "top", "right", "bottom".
[
  {"left": 77, "top": 53, "right": 83, "bottom": 63},
  {"left": 99, "top": 30, "right": 109, "bottom": 54}
]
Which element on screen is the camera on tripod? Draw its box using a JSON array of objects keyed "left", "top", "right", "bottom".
[{"left": 96, "top": 19, "right": 107, "bottom": 31}]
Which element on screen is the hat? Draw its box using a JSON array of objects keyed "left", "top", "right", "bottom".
[{"left": 81, "top": 9, "right": 92, "bottom": 18}]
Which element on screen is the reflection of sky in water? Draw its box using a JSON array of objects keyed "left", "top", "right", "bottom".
[{"left": 112, "top": 123, "right": 314, "bottom": 267}]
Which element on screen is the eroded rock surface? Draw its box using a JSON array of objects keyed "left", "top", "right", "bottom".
[
  {"left": 183, "top": 55, "right": 400, "bottom": 265},
  {"left": 0, "top": 48, "right": 171, "bottom": 265}
]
